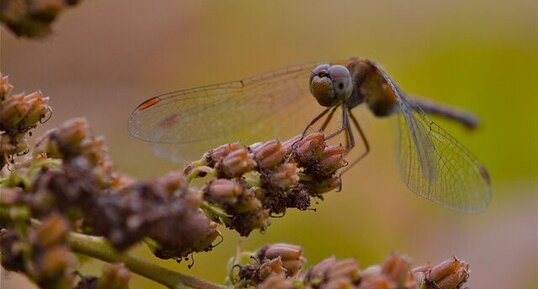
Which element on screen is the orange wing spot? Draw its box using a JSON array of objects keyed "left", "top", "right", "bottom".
[{"left": 137, "top": 97, "right": 160, "bottom": 111}]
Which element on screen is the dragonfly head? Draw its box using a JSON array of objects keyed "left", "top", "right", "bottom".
[{"left": 310, "top": 64, "right": 353, "bottom": 107}]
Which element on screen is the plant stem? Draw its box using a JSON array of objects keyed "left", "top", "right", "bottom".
[{"left": 68, "top": 231, "right": 227, "bottom": 289}]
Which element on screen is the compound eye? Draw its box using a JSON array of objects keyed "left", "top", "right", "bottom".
[
  {"left": 328, "top": 65, "right": 353, "bottom": 99},
  {"left": 310, "top": 64, "right": 335, "bottom": 107},
  {"left": 310, "top": 64, "right": 330, "bottom": 82}
]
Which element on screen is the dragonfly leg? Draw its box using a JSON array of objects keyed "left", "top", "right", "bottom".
[
  {"left": 342, "top": 107, "right": 355, "bottom": 153},
  {"left": 300, "top": 107, "right": 332, "bottom": 137},
  {"left": 326, "top": 106, "right": 350, "bottom": 141},
  {"left": 286, "top": 107, "right": 333, "bottom": 162},
  {"left": 340, "top": 110, "right": 370, "bottom": 174},
  {"left": 318, "top": 105, "right": 339, "bottom": 132}
]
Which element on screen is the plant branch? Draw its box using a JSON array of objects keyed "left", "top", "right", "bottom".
[{"left": 67, "top": 231, "right": 226, "bottom": 289}]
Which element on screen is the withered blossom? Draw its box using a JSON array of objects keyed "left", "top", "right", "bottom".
[
  {"left": 0, "top": 74, "right": 51, "bottom": 169},
  {"left": 230, "top": 245, "right": 471, "bottom": 289},
  {"left": 0, "top": 0, "right": 83, "bottom": 38}
]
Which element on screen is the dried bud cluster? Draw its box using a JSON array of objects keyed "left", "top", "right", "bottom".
[
  {"left": 0, "top": 81, "right": 226, "bottom": 266},
  {"left": 0, "top": 78, "right": 344, "bottom": 271},
  {"left": 199, "top": 132, "right": 346, "bottom": 236},
  {"left": 230, "top": 244, "right": 471, "bottom": 289},
  {"left": 232, "top": 243, "right": 306, "bottom": 288},
  {"left": 87, "top": 171, "right": 220, "bottom": 260},
  {"left": 0, "top": 214, "right": 76, "bottom": 289},
  {"left": 23, "top": 117, "right": 219, "bottom": 261},
  {"left": 0, "top": 0, "right": 82, "bottom": 38},
  {"left": 0, "top": 74, "right": 51, "bottom": 169}
]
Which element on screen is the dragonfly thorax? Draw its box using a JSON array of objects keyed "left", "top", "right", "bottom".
[{"left": 309, "top": 64, "right": 353, "bottom": 107}]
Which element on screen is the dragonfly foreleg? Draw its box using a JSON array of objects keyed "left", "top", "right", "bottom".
[
  {"left": 318, "top": 105, "right": 339, "bottom": 132},
  {"left": 300, "top": 107, "right": 332, "bottom": 137}
]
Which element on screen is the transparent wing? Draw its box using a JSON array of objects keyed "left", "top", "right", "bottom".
[
  {"left": 373, "top": 64, "right": 492, "bottom": 213},
  {"left": 128, "top": 62, "right": 325, "bottom": 161}
]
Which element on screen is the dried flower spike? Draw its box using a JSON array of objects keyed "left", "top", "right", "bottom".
[
  {"left": 0, "top": 0, "right": 83, "bottom": 38},
  {"left": 0, "top": 74, "right": 51, "bottom": 168}
]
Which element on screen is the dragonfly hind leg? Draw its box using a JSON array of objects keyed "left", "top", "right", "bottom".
[
  {"left": 325, "top": 106, "right": 354, "bottom": 150},
  {"left": 340, "top": 110, "right": 370, "bottom": 174}
]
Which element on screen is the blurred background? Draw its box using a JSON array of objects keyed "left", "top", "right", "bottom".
[{"left": 1, "top": 0, "right": 536, "bottom": 288}]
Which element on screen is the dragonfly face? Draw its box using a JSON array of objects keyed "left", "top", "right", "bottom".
[
  {"left": 309, "top": 64, "right": 354, "bottom": 107},
  {"left": 128, "top": 57, "right": 492, "bottom": 213}
]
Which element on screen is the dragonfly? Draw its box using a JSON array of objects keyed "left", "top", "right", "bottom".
[{"left": 128, "top": 57, "right": 492, "bottom": 213}]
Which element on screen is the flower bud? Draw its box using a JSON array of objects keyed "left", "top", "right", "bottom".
[
  {"left": 411, "top": 264, "right": 431, "bottom": 284},
  {"left": 19, "top": 91, "right": 51, "bottom": 130},
  {"left": 0, "top": 94, "right": 29, "bottom": 129},
  {"left": 260, "top": 243, "right": 303, "bottom": 261},
  {"left": 428, "top": 256, "right": 469, "bottom": 289},
  {"left": 326, "top": 258, "right": 360, "bottom": 282},
  {"left": 319, "top": 144, "right": 347, "bottom": 175},
  {"left": 217, "top": 147, "right": 255, "bottom": 178},
  {"left": 281, "top": 134, "right": 302, "bottom": 154},
  {"left": 234, "top": 189, "right": 263, "bottom": 213},
  {"left": 42, "top": 117, "right": 91, "bottom": 159},
  {"left": 204, "top": 142, "right": 241, "bottom": 166},
  {"left": 251, "top": 139, "right": 286, "bottom": 169},
  {"left": 0, "top": 187, "right": 24, "bottom": 205},
  {"left": 0, "top": 74, "right": 14, "bottom": 98},
  {"left": 268, "top": 163, "right": 299, "bottom": 189},
  {"left": 157, "top": 170, "right": 187, "bottom": 193},
  {"left": 230, "top": 206, "right": 270, "bottom": 236},
  {"left": 204, "top": 179, "right": 244, "bottom": 205},
  {"left": 257, "top": 257, "right": 286, "bottom": 281},
  {"left": 305, "top": 256, "right": 337, "bottom": 284},
  {"left": 0, "top": 228, "right": 25, "bottom": 272},
  {"left": 38, "top": 245, "right": 74, "bottom": 280},
  {"left": 361, "top": 264, "right": 382, "bottom": 279},
  {"left": 292, "top": 132, "right": 326, "bottom": 165},
  {"left": 322, "top": 277, "right": 354, "bottom": 289},
  {"left": 109, "top": 173, "right": 137, "bottom": 191},
  {"left": 357, "top": 277, "right": 393, "bottom": 289},
  {"left": 97, "top": 263, "right": 131, "bottom": 289},
  {"left": 33, "top": 214, "right": 69, "bottom": 247},
  {"left": 258, "top": 243, "right": 305, "bottom": 276},
  {"left": 27, "top": 0, "right": 65, "bottom": 21},
  {"left": 305, "top": 257, "right": 360, "bottom": 288},
  {"left": 257, "top": 273, "right": 292, "bottom": 289},
  {"left": 80, "top": 136, "right": 112, "bottom": 169},
  {"left": 381, "top": 253, "right": 411, "bottom": 286},
  {"left": 313, "top": 174, "right": 342, "bottom": 194}
]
